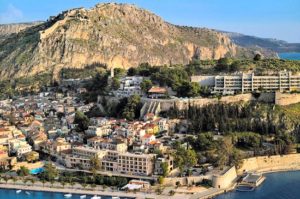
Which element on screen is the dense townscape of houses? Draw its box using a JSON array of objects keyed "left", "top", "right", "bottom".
[{"left": 0, "top": 84, "right": 174, "bottom": 178}]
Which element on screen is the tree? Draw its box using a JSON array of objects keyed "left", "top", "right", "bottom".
[
  {"left": 127, "top": 67, "right": 138, "bottom": 76},
  {"left": 140, "top": 79, "right": 153, "bottom": 93},
  {"left": 18, "top": 166, "right": 30, "bottom": 176},
  {"left": 12, "top": 177, "right": 17, "bottom": 185},
  {"left": 3, "top": 176, "right": 9, "bottom": 184},
  {"left": 216, "top": 57, "right": 232, "bottom": 71},
  {"left": 90, "top": 155, "right": 101, "bottom": 182},
  {"left": 41, "top": 179, "right": 46, "bottom": 187},
  {"left": 158, "top": 176, "right": 164, "bottom": 184},
  {"left": 30, "top": 178, "right": 35, "bottom": 186},
  {"left": 74, "top": 111, "right": 90, "bottom": 132},
  {"left": 174, "top": 146, "right": 198, "bottom": 175},
  {"left": 60, "top": 180, "right": 66, "bottom": 188},
  {"left": 90, "top": 154, "right": 101, "bottom": 171},
  {"left": 169, "top": 190, "right": 175, "bottom": 196},
  {"left": 43, "top": 163, "right": 58, "bottom": 181},
  {"left": 177, "top": 82, "right": 200, "bottom": 97},
  {"left": 254, "top": 53, "right": 262, "bottom": 61},
  {"left": 121, "top": 95, "right": 143, "bottom": 120},
  {"left": 185, "top": 149, "right": 197, "bottom": 170},
  {"left": 23, "top": 178, "right": 28, "bottom": 185},
  {"left": 70, "top": 181, "right": 75, "bottom": 188},
  {"left": 161, "top": 162, "right": 169, "bottom": 177},
  {"left": 111, "top": 77, "right": 120, "bottom": 90}
]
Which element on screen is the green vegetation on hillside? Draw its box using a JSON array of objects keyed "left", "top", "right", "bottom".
[
  {"left": 167, "top": 102, "right": 299, "bottom": 167},
  {"left": 185, "top": 58, "right": 300, "bottom": 75},
  {"left": 0, "top": 73, "right": 52, "bottom": 99},
  {"left": 60, "top": 63, "right": 107, "bottom": 79}
]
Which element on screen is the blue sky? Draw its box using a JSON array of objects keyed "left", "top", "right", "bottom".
[{"left": 0, "top": 0, "right": 299, "bottom": 42}]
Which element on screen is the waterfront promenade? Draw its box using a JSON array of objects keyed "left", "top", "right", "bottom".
[{"left": 0, "top": 180, "right": 187, "bottom": 199}]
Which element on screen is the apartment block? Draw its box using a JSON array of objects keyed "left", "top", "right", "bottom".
[
  {"left": 192, "top": 71, "right": 300, "bottom": 95},
  {"left": 63, "top": 146, "right": 155, "bottom": 176}
]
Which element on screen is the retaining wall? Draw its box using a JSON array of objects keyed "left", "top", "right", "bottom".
[{"left": 237, "top": 154, "right": 300, "bottom": 175}]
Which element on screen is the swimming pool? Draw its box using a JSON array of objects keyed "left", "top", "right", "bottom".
[{"left": 30, "top": 167, "right": 44, "bottom": 175}]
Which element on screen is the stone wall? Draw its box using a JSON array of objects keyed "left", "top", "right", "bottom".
[
  {"left": 163, "top": 176, "right": 206, "bottom": 186},
  {"left": 212, "top": 166, "right": 237, "bottom": 189},
  {"left": 142, "top": 93, "right": 274, "bottom": 112},
  {"left": 100, "top": 92, "right": 300, "bottom": 115},
  {"left": 237, "top": 154, "right": 300, "bottom": 175},
  {"left": 275, "top": 92, "right": 300, "bottom": 106}
]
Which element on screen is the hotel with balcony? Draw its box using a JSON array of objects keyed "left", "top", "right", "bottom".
[{"left": 191, "top": 71, "right": 300, "bottom": 95}]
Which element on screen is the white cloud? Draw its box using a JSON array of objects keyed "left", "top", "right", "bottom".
[{"left": 0, "top": 4, "right": 24, "bottom": 24}]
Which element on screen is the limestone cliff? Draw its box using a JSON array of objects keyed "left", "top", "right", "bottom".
[{"left": 0, "top": 3, "right": 267, "bottom": 80}]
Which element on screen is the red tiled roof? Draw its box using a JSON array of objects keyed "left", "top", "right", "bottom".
[{"left": 148, "top": 87, "right": 167, "bottom": 93}]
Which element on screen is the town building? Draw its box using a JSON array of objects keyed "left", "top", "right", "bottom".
[
  {"left": 62, "top": 145, "right": 155, "bottom": 176},
  {"left": 148, "top": 87, "right": 168, "bottom": 99},
  {"left": 114, "top": 76, "right": 144, "bottom": 97}
]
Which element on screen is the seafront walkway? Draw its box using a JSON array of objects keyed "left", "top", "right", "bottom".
[
  {"left": 0, "top": 180, "right": 188, "bottom": 199},
  {"left": 189, "top": 188, "right": 223, "bottom": 199},
  {"left": 54, "top": 162, "right": 157, "bottom": 181}
]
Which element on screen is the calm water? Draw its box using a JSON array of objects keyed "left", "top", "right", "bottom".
[
  {"left": 215, "top": 171, "right": 300, "bottom": 199},
  {"left": 279, "top": 52, "right": 300, "bottom": 60},
  {"left": 0, "top": 189, "right": 132, "bottom": 199}
]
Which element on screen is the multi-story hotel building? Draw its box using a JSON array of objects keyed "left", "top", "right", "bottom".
[
  {"left": 63, "top": 146, "right": 155, "bottom": 176},
  {"left": 191, "top": 71, "right": 300, "bottom": 95}
]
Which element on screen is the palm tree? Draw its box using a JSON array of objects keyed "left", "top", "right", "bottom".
[
  {"left": 30, "top": 178, "right": 35, "bottom": 186},
  {"left": 70, "top": 181, "right": 75, "bottom": 189},
  {"left": 12, "top": 177, "right": 17, "bottom": 185},
  {"left": 41, "top": 179, "right": 46, "bottom": 187},
  {"left": 3, "top": 176, "right": 9, "bottom": 184},
  {"left": 90, "top": 183, "right": 96, "bottom": 190},
  {"left": 23, "top": 178, "right": 28, "bottom": 186},
  {"left": 60, "top": 180, "right": 66, "bottom": 188},
  {"left": 50, "top": 180, "right": 55, "bottom": 188},
  {"left": 81, "top": 183, "right": 88, "bottom": 190}
]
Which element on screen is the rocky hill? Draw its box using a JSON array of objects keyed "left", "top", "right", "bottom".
[
  {"left": 0, "top": 22, "right": 42, "bottom": 41},
  {"left": 0, "top": 22, "right": 42, "bottom": 36},
  {"left": 0, "top": 3, "right": 274, "bottom": 80},
  {"left": 222, "top": 31, "right": 300, "bottom": 53}
]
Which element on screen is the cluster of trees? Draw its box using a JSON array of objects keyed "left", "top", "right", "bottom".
[
  {"left": 115, "top": 95, "right": 143, "bottom": 120},
  {"left": 167, "top": 102, "right": 298, "bottom": 168},
  {"left": 74, "top": 111, "right": 90, "bottom": 132},
  {"left": 167, "top": 102, "right": 292, "bottom": 136},
  {"left": 185, "top": 133, "right": 243, "bottom": 168},
  {"left": 40, "top": 163, "right": 59, "bottom": 181},
  {"left": 60, "top": 62, "right": 107, "bottom": 79},
  {"left": 127, "top": 64, "right": 210, "bottom": 98},
  {"left": 173, "top": 142, "right": 197, "bottom": 175},
  {"left": 0, "top": 73, "right": 52, "bottom": 100}
]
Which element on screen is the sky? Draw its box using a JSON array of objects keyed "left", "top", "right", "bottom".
[{"left": 0, "top": 0, "right": 299, "bottom": 43}]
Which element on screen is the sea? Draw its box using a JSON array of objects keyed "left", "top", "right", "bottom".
[
  {"left": 279, "top": 52, "right": 300, "bottom": 60},
  {"left": 0, "top": 189, "right": 132, "bottom": 199},
  {"left": 215, "top": 171, "right": 300, "bottom": 199}
]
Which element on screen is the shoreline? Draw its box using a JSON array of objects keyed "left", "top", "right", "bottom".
[
  {"left": 209, "top": 168, "right": 300, "bottom": 199},
  {"left": 257, "top": 167, "right": 300, "bottom": 175},
  {"left": 0, "top": 183, "right": 137, "bottom": 198},
  {"left": 0, "top": 182, "right": 187, "bottom": 199},
  {"left": 1, "top": 168, "right": 300, "bottom": 199}
]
